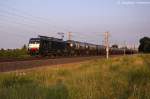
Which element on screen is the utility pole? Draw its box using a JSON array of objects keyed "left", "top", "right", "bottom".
[
  {"left": 104, "top": 32, "right": 109, "bottom": 59},
  {"left": 123, "top": 41, "right": 126, "bottom": 56},
  {"left": 134, "top": 44, "right": 136, "bottom": 50},
  {"left": 68, "top": 32, "right": 72, "bottom": 40}
]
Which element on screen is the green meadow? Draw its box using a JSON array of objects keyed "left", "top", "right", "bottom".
[{"left": 0, "top": 54, "right": 150, "bottom": 99}]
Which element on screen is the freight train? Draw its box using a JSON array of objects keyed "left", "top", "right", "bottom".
[{"left": 28, "top": 35, "right": 137, "bottom": 56}]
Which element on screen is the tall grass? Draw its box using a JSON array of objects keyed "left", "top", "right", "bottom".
[{"left": 0, "top": 54, "right": 150, "bottom": 99}]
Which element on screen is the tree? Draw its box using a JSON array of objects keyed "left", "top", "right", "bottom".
[
  {"left": 139, "top": 37, "right": 150, "bottom": 53},
  {"left": 143, "top": 43, "right": 150, "bottom": 53}
]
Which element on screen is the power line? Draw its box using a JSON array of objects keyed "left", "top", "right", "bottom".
[
  {"left": 0, "top": 6, "right": 104, "bottom": 40},
  {"left": 0, "top": 18, "right": 39, "bottom": 35},
  {"left": 0, "top": 5, "right": 57, "bottom": 23},
  {"left": 0, "top": 5, "right": 110, "bottom": 45},
  {"left": 0, "top": 10, "right": 51, "bottom": 29},
  {"left": 0, "top": 29, "right": 28, "bottom": 39},
  {"left": 0, "top": 6, "right": 71, "bottom": 32},
  {"left": 0, "top": 11, "right": 63, "bottom": 36},
  {"left": 0, "top": 9, "right": 73, "bottom": 39}
]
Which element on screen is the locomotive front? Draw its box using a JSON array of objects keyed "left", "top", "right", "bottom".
[{"left": 28, "top": 38, "right": 40, "bottom": 55}]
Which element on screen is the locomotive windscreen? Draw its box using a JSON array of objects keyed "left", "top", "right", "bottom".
[{"left": 29, "top": 38, "right": 40, "bottom": 44}]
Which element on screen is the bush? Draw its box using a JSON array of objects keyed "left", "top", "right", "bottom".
[{"left": 0, "top": 48, "right": 28, "bottom": 58}]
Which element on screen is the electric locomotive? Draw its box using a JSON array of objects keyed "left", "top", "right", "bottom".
[{"left": 28, "top": 36, "right": 67, "bottom": 56}]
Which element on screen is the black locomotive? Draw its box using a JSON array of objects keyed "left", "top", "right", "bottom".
[{"left": 28, "top": 35, "right": 137, "bottom": 56}]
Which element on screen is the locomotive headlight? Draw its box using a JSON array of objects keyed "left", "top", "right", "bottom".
[
  {"left": 86, "top": 45, "right": 88, "bottom": 48},
  {"left": 70, "top": 43, "right": 73, "bottom": 47}
]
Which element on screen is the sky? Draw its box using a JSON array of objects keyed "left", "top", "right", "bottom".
[{"left": 0, "top": 0, "right": 150, "bottom": 49}]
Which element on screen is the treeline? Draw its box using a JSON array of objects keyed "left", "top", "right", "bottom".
[
  {"left": 0, "top": 45, "right": 29, "bottom": 58},
  {"left": 139, "top": 37, "right": 150, "bottom": 53}
]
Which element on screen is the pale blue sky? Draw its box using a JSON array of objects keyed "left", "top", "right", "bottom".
[{"left": 0, "top": 0, "right": 150, "bottom": 48}]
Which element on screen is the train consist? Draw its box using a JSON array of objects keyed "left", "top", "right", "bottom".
[{"left": 28, "top": 35, "right": 137, "bottom": 56}]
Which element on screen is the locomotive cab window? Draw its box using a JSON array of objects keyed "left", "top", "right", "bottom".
[{"left": 29, "top": 39, "right": 40, "bottom": 44}]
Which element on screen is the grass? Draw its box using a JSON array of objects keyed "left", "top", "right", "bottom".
[{"left": 0, "top": 54, "right": 150, "bottom": 99}]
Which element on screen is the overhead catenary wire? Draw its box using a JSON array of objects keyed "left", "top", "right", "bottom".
[
  {"left": 0, "top": 4, "right": 109, "bottom": 45},
  {"left": 0, "top": 5, "right": 104, "bottom": 37},
  {"left": 0, "top": 8, "right": 74, "bottom": 39}
]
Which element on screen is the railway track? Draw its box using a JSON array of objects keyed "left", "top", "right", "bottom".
[
  {"left": 0, "top": 57, "right": 52, "bottom": 63},
  {"left": 0, "top": 55, "right": 99, "bottom": 63},
  {"left": 0, "top": 56, "right": 105, "bottom": 72}
]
